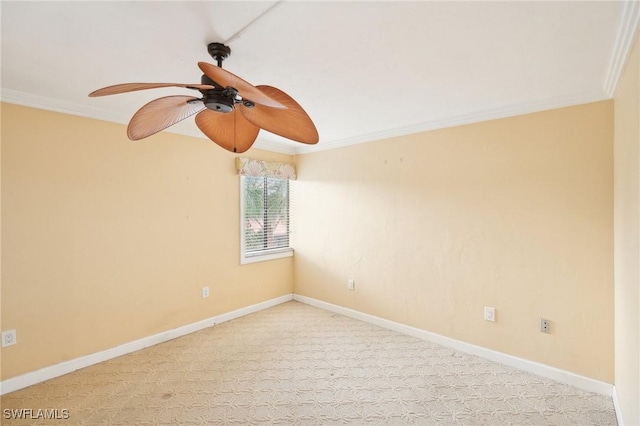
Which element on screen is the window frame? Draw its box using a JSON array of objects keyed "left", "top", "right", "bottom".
[{"left": 239, "top": 175, "right": 293, "bottom": 265}]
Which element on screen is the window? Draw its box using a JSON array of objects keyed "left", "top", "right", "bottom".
[{"left": 237, "top": 157, "right": 296, "bottom": 264}]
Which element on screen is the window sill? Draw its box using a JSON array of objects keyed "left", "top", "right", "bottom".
[{"left": 241, "top": 248, "right": 293, "bottom": 265}]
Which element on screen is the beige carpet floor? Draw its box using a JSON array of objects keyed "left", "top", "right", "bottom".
[{"left": 0, "top": 301, "right": 617, "bottom": 425}]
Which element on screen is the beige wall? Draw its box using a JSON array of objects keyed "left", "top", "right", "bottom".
[
  {"left": 614, "top": 31, "right": 640, "bottom": 426},
  {"left": 293, "top": 101, "right": 614, "bottom": 383},
  {"left": 0, "top": 103, "right": 294, "bottom": 379},
  {"left": 0, "top": 96, "right": 620, "bottom": 389}
]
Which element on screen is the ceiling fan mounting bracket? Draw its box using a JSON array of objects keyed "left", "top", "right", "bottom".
[{"left": 207, "top": 42, "right": 231, "bottom": 67}]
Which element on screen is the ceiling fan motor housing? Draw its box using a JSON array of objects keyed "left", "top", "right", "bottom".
[
  {"left": 200, "top": 74, "right": 236, "bottom": 113},
  {"left": 203, "top": 92, "right": 234, "bottom": 113}
]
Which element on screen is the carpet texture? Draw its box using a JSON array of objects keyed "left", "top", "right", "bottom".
[{"left": 0, "top": 301, "right": 617, "bottom": 425}]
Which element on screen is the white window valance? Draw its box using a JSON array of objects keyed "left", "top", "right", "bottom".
[{"left": 235, "top": 157, "right": 297, "bottom": 180}]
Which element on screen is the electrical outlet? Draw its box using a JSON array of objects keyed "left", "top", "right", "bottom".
[
  {"left": 484, "top": 306, "right": 495, "bottom": 322},
  {"left": 348, "top": 279, "right": 355, "bottom": 290},
  {"left": 2, "top": 330, "right": 17, "bottom": 347},
  {"left": 202, "top": 286, "right": 210, "bottom": 298},
  {"left": 540, "top": 318, "right": 551, "bottom": 333}
]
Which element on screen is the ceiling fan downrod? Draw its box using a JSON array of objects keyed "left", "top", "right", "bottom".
[{"left": 200, "top": 43, "right": 236, "bottom": 112}]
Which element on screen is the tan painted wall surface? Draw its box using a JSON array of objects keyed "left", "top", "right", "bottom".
[
  {"left": 0, "top": 103, "right": 294, "bottom": 380},
  {"left": 293, "top": 101, "right": 614, "bottom": 383},
  {"left": 614, "top": 32, "right": 640, "bottom": 425}
]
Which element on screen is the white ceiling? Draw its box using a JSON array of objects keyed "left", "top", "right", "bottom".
[{"left": 2, "top": 1, "right": 639, "bottom": 154}]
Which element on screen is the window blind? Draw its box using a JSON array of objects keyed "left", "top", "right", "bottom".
[
  {"left": 242, "top": 176, "right": 290, "bottom": 254},
  {"left": 236, "top": 158, "right": 296, "bottom": 260}
]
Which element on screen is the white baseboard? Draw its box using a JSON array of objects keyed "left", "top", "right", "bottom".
[
  {"left": 612, "top": 386, "right": 625, "bottom": 426},
  {"left": 1, "top": 293, "right": 615, "bottom": 400},
  {"left": 293, "top": 294, "right": 614, "bottom": 397},
  {"left": 0, "top": 294, "right": 293, "bottom": 395}
]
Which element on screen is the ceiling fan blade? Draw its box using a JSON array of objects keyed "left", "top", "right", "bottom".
[
  {"left": 89, "top": 83, "right": 215, "bottom": 97},
  {"left": 127, "top": 95, "right": 205, "bottom": 140},
  {"left": 240, "top": 85, "right": 319, "bottom": 144},
  {"left": 198, "top": 62, "right": 285, "bottom": 110},
  {"left": 195, "top": 109, "right": 260, "bottom": 153}
]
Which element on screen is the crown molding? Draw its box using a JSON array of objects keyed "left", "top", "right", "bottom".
[
  {"left": 1, "top": 89, "right": 609, "bottom": 157},
  {"left": 294, "top": 91, "right": 609, "bottom": 155},
  {"left": 604, "top": 0, "right": 640, "bottom": 97},
  {"left": 1, "top": 89, "right": 131, "bottom": 125},
  {"left": 1, "top": 89, "right": 297, "bottom": 154},
  {"left": 252, "top": 139, "right": 297, "bottom": 155}
]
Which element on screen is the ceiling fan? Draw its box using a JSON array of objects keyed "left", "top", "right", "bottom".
[{"left": 89, "top": 43, "right": 318, "bottom": 153}]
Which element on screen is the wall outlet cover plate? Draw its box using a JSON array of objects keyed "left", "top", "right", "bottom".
[
  {"left": 484, "top": 307, "right": 495, "bottom": 322},
  {"left": 2, "top": 330, "right": 17, "bottom": 347}
]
